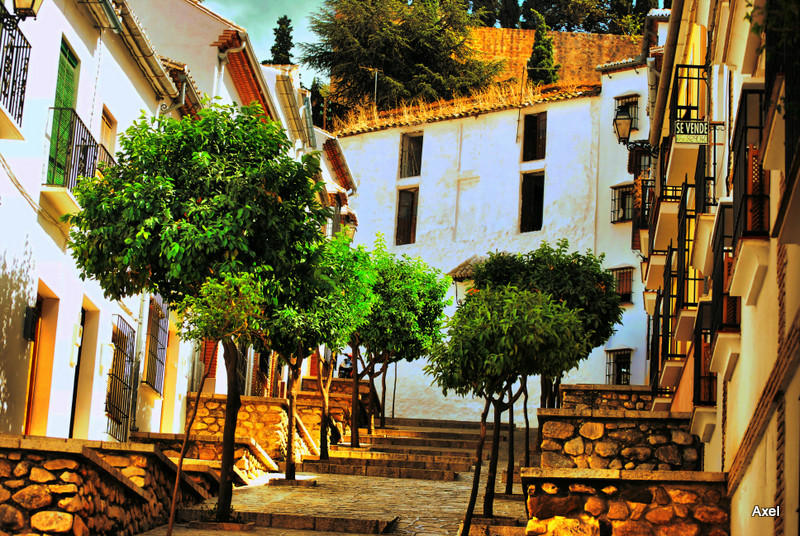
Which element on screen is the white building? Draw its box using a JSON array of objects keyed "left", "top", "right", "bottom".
[{"left": 336, "top": 26, "right": 666, "bottom": 421}]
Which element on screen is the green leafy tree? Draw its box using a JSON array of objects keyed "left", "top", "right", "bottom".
[
  {"left": 526, "top": 9, "right": 560, "bottom": 85},
  {"left": 301, "top": 0, "right": 503, "bottom": 110},
  {"left": 426, "top": 287, "right": 587, "bottom": 535},
  {"left": 472, "top": 239, "right": 624, "bottom": 408},
  {"left": 270, "top": 15, "right": 294, "bottom": 64},
  {"left": 520, "top": 0, "right": 651, "bottom": 33},
  {"left": 498, "top": 0, "right": 520, "bottom": 28},
  {"left": 348, "top": 236, "right": 451, "bottom": 445},
  {"left": 472, "top": 0, "right": 498, "bottom": 26},
  {"left": 67, "top": 101, "right": 328, "bottom": 521}
]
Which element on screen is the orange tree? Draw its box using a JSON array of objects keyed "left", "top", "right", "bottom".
[
  {"left": 67, "top": 101, "right": 328, "bottom": 521},
  {"left": 425, "top": 286, "right": 587, "bottom": 534}
]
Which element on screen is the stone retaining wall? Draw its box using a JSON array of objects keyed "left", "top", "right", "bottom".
[
  {"left": 186, "top": 394, "right": 289, "bottom": 461},
  {"left": 521, "top": 468, "right": 729, "bottom": 536},
  {"left": 0, "top": 436, "right": 204, "bottom": 536},
  {"left": 559, "top": 384, "right": 654, "bottom": 411},
  {"left": 538, "top": 409, "right": 701, "bottom": 471},
  {"left": 300, "top": 376, "right": 371, "bottom": 397}
]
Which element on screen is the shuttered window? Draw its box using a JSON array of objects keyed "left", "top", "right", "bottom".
[
  {"left": 522, "top": 112, "right": 547, "bottom": 161},
  {"left": 48, "top": 42, "right": 79, "bottom": 186},
  {"left": 396, "top": 189, "right": 418, "bottom": 245},
  {"left": 520, "top": 173, "right": 544, "bottom": 232}
]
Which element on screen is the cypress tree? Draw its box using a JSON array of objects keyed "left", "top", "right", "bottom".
[
  {"left": 526, "top": 10, "right": 559, "bottom": 85},
  {"left": 270, "top": 15, "right": 293, "bottom": 64},
  {"left": 472, "top": 0, "right": 498, "bottom": 26},
  {"left": 498, "top": 0, "right": 520, "bottom": 28}
]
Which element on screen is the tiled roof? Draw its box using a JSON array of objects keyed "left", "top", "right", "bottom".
[
  {"left": 159, "top": 56, "right": 203, "bottom": 118},
  {"left": 213, "top": 31, "right": 274, "bottom": 120},
  {"left": 447, "top": 255, "right": 484, "bottom": 281},
  {"left": 470, "top": 28, "right": 642, "bottom": 85},
  {"left": 335, "top": 83, "right": 601, "bottom": 136},
  {"left": 596, "top": 56, "right": 645, "bottom": 71}
]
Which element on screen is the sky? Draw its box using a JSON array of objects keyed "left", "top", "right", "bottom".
[{"left": 203, "top": 0, "right": 326, "bottom": 86}]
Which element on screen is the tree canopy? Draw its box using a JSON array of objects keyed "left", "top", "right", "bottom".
[
  {"left": 269, "top": 15, "right": 294, "bottom": 64},
  {"left": 301, "top": 0, "right": 503, "bottom": 110},
  {"left": 520, "top": 0, "right": 656, "bottom": 34}
]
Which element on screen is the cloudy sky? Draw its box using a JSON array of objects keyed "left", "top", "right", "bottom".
[{"left": 203, "top": 0, "right": 326, "bottom": 85}]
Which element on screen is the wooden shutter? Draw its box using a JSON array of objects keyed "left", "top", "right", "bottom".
[
  {"left": 48, "top": 43, "right": 79, "bottom": 185},
  {"left": 536, "top": 112, "right": 547, "bottom": 160}
]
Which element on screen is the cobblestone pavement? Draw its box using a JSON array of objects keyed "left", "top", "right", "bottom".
[{"left": 141, "top": 471, "right": 526, "bottom": 536}]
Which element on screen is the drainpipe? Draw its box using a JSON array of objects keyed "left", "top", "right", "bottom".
[
  {"left": 160, "top": 73, "right": 188, "bottom": 115},
  {"left": 128, "top": 294, "right": 148, "bottom": 436},
  {"left": 215, "top": 42, "right": 246, "bottom": 98},
  {"left": 648, "top": 0, "right": 686, "bottom": 148}
]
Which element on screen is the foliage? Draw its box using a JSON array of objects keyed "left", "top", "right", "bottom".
[
  {"left": 270, "top": 15, "right": 294, "bottom": 64},
  {"left": 471, "top": 0, "right": 498, "bottom": 26},
  {"left": 358, "top": 236, "right": 451, "bottom": 366},
  {"left": 526, "top": 10, "right": 560, "bottom": 85},
  {"left": 498, "top": 0, "right": 520, "bottom": 27},
  {"left": 301, "top": 0, "right": 503, "bottom": 110},
  {"left": 472, "top": 239, "right": 622, "bottom": 354},
  {"left": 520, "top": 0, "right": 653, "bottom": 34},
  {"left": 68, "top": 101, "right": 328, "bottom": 307},
  {"left": 425, "top": 287, "right": 587, "bottom": 398}
]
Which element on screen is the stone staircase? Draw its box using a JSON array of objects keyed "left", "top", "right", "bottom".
[{"left": 297, "top": 418, "right": 512, "bottom": 481}]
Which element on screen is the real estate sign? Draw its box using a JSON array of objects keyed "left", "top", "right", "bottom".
[{"left": 674, "top": 120, "right": 708, "bottom": 144}]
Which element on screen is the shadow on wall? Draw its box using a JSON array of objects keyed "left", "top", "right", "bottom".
[{"left": 0, "top": 241, "right": 37, "bottom": 433}]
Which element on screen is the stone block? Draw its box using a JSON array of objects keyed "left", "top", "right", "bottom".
[
  {"left": 541, "top": 483, "right": 558, "bottom": 495},
  {"left": 647, "top": 435, "right": 668, "bottom": 445},
  {"left": 570, "top": 484, "right": 596, "bottom": 494},
  {"left": 671, "top": 430, "right": 693, "bottom": 446},
  {"left": 58, "top": 494, "right": 85, "bottom": 513},
  {"left": 588, "top": 455, "right": 609, "bottom": 469},
  {"left": 0, "top": 504, "right": 24, "bottom": 531},
  {"left": 542, "top": 421, "right": 575, "bottom": 440},
  {"left": 657, "top": 523, "right": 699, "bottom": 536},
  {"left": 102, "top": 455, "right": 131, "bottom": 468},
  {"left": 654, "top": 445, "right": 681, "bottom": 465},
  {"left": 667, "top": 489, "right": 698, "bottom": 505},
  {"left": 612, "top": 520, "right": 655, "bottom": 536},
  {"left": 12, "top": 484, "right": 52, "bottom": 509},
  {"left": 541, "top": 440, "right": 561, "bottom": 451},
  {"left": 541, "top": 452, "right": 576, "bottom": 469},
  {"left": 29, "top": 467, "right": 56, "bottom": 483},
  {"left": 31, "top": 511, "right": 73, "bottom": 533},
  {"left": 527, "top": 495, "right": 583, "bottom": 520},
  {"left": 584, "top": 496, "right": 605, "bottom": 516},
  {"left": 549, "top": 517, "right": 594, "bottom": 536},
  {"left": 621, "top": 447, "right": 652, "bottom": 461},
  {"left": 564, "top": 437, "right": 584, "bottom": 456},
  {"left": 0, "top": 487, "right": 8, "bottom": 504},
  {"left": 692, "top": 505, "right": 728, "bottom": 524},
  {"left": 644, "top": 506, "right": 674, "bottom": 525},
  {"left": 683, "top": 449, "right": 698, "bottom": 463},
  {"left": 526, "top": 518, "right": 548, "bottom": 534},
  {"left": 0, "top": 461, "right": 11, "bottom": 478},
  {"left": 579, "top": 422, "right": 605, "bottom": 440},
  {"left": 673, "top": 504, "right": 689, "bottom": 518}
]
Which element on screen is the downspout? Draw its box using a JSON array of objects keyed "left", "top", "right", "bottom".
[
  {"left": 215, "top": 42, "right": 246, "bottom": 98},
  {"left": 160, "top": 73, "right": 187, "bottom": 115},
  {"left": 648, "top": 0, "right": 686, "bottom": 148}
]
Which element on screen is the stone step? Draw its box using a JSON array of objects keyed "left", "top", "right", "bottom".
[
  {"left": 385, "top": 417, "right": 515, "bottom": 431},
  {"left": 321, "top": 449, "right": 474, "bottom": 465},
  {"left": 179, "top": 507, "right": 397, "bottom": 534},
  {"left": 168, "top": 457, "right": 250, "bottom": 487},
  {"left": 298, "top": 460, "right": 457, "bottom": 481},
  {"left": 332, "top": 443, "right": 487, "bottom": 460},
  {"left": 301, "top": 454, "right": 472, "bottom": 472},
  {"left": 349, "top": 435, "right": 482, "bottom": 450},
  {"left": 352, "top": 427, "right": 495, "bottom": 441}
]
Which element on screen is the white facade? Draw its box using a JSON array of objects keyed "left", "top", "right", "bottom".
[{"left": 340, "top": 76, "right": 650, "bottom": 421}]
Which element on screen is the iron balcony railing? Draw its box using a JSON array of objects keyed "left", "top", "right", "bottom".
[
  {"left": 694, "top": 146, "right": 718, "bottom": 214},
  {"left": 731, "top": 90, "right": 769, "bottom": 250},
  {"left": 711, "top": 204, "right": 740, "bottom": 337},
  {"left": 647, "top": 184, "right": 682, "bottom": 255},
  {"left": 106, "top": 315, "right": 136, "bottom": 442},
  {"left": 669, "top": 64, "right": 707, "bottom": 138},
  {"left": 693, "top": 302, "right": 716, "bottom": 407},
  {"left": 46, "top": 108, "right": 99, "bottom": 191},
  {"left": 632, "top": 176, "right": 654, "bottom": 250},
  {"left": 676, "top": 183, "right": 702, "bottom": 312},
  {"left": 98, "top": 143, "right": 116, "bottom": 169},
  {"left": 660, "top": 246, "right": 684, "bottom": 362},
  {"left": 0, "top": 4, "right": 32, "bottom": 125},
  {"left": 649, "top": 293, "right": 662, "bottom": 391}
]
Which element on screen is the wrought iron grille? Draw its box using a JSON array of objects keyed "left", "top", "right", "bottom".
[
  {"left": 610, "top": 267, "right": 634, "bottom": 304},
  {"left": 46, "top": 108, "right": 99, "bottom": 191},
  {"left": 98, "top": 143, "right": 116, "bottom": 169},
  {"left": 611, "top": 184, "right": 635, "bottom": 223},
  {"left": 106, "top": 315, "right": 136, "bottom": 442},
  {"left": 711, "top": 204, "right": 740, "bottom": 336},
  {"left": 649, "top": 292, "right": 662, "bottom": 390},
  {"left": 0, "top": 5, "right": 31, "bottom": 125},
  {"left": 143, "top": 294, "right": 169, "bottom": 395},
  {"left": 676, "top": 183, "right": 702, "bottom": 311},
  {"left": 693, "top": 302, "right": 716, "bottom": 406},
  {"left": 669, "top": 64, "right": 707, "bottom": 136},
  {"left": 731, "top": 90, "right": 769, "bottom": 250},
  {"left": 606, "top": 349, "right": 632, "bottom": 385},
  {"left": 694, "top": 146, "right": 718, "bottom": 214},
  {"left": 660, "top": 247, "right": 684, "bottom": 364},
  {"left": 632, "top": 176, "right": 654, "bottom": 250}
]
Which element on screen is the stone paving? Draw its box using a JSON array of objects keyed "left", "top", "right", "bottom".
[{"left": 141, "top": 467, "right": 526, "bottom": 536}]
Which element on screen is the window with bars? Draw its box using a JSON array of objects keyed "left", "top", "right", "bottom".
[
  {"left": 143, "top": 294, "right": 169, "bottom": 395},
  {"left": 326, "top": 198, "right": 342, "bottom": 237},
  {"left": 628, "top": 148, "right": 651, "bottom": 177},
  {"left": 606, "top": 349, "right": 632, "bottom": 385},
  {"left": 610, "top": 266, "right": 634, "bottom": 304},
  {"left": 520, "top": 172, "right": 544, "bottom": 232},
  {"left": 396, "top": 188, "right": 418, "bottom": 245},
  {"left": 106, "top": 315, "right": 136, "bottom": 442},
  {"left": 615, "top": 95, "right": 639, "bottom": 131},
  {"left": 522, "top": 112, "right": 547, "bottom": 161},
  {"left": 399, "top": 133, "right": 423, "bottom": 177},
  {"left": 611, "top": 184, "right": 635, "bottom": 223}
]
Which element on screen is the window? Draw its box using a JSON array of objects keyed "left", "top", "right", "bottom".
[
  {"left": 615, "top": 96, "right": 639, "bottom": 131},
  {"left": 326, "top": 198, "right": 342, "bottom": 237},
  {"left": 522, "top": 112, "right": 547, "bottom": 161},
  {"left": 106, "top": 315, "right": 136, "bottom": 442},
  {"left": 399, "top": 133, "right": 423, "bottom": 177},
  {"left": 610, "top": 266, "right": 634, "bottom": 304},
  {"left": 611, "top": 184, "right": 634, "bottom": 223},
  {"left": 143, "top": 294, "right": 169, "bottom": 395},
  {"left": 628, "top": 147, "right": 651, "bottom": 177},
  {"left": 520, "top": 173, "right": 544, "bottom": 232},
  {"left": 606, "top": 349, "right": 631, "bottom": 385},
  {"left": 396, "top": 189, "right": 418, "bottom": 245}
]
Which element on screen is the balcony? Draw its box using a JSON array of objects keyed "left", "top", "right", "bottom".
[
  {"left": 650, "top": 184, "right": 682, "bottom": 253},
  {"left": 632, "top": 176, "right": 654, "bottom": 253},
  {"left": 40, "top": 108, "right": 99, "bottom": 217},
  {"left": 709, "top": 203, "right": 741, "bottom": 381},
  {"left": 692, "top": 302, "right": 716, "bottom": 408},
  {"left": 664, "top": 65, "right": 708, "bottom": 187},
  {"left": 658, "top": 247, "right": 686, "bottom": 391},
  {"left": 0, "top": 4, "right": 32, "bottom": 139},
  {"left": 674, "top": 183, "right": 703, "bottom": 342}
]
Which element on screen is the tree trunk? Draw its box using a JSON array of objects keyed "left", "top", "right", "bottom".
[
  {"left": 540, "top": 374, "right": 553, "bottom": 408},
  {"left": 316, "top": 359, "right": 333, "bottom": 460},
  {"left": 379, "top": 354, "right": 389, "bottom": 428},
  {"left": 523, "top": 378, "right": 530, "bottom": 468},
  {"left": 216, "top": 338, "right": 241, "bottom": 522},
  {"left": 504, "top": 384, "right": 515, "bottom": 495},
  {"left": 460, "top": 397, "right": 492, "bottom": 536},
  {"left": 482, "top": 399, "right": 503, "bottom": 518},
  {"left": 553, "top": 374, "right": 562, "bottom": 408},
  {"left": 350, "top": 345, "right": 360, "bottom": 448},
  {"left": 165, "top": 355, "right": 213, "bottom": 536},
  {"left": 285, "top": 362, "right": 301, "bottom": 480}
]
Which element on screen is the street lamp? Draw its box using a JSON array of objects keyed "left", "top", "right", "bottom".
[
  {"left": 613, "top": 106, "right": 658, "bottom": 157},
  {"left": 2, "top": 0, "right": 43, "bottom": 27}
]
